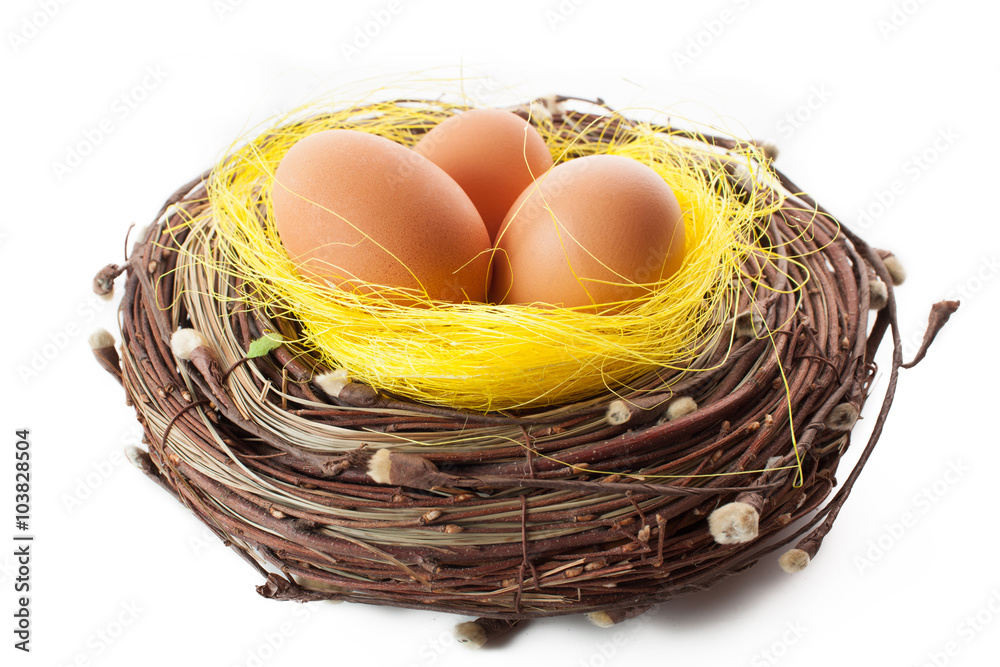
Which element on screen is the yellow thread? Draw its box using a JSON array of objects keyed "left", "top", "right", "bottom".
[
  {"left": 191, "top": 94, "right": 805, "bottom": 412},
  {"left": 757, "top": 309, "right": 805, "bottom": 487}
]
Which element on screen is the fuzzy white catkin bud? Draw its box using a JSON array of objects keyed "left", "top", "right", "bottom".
[
  {"left": 883, "top": 255, "right": 906, "bottom": 286},
  {"left": 869, "top": 279, "right": 888, "bottom": 311},
  {"left": 604, "top": 400, "right": 632, "bottom": 426},
  {"left": 708, "top": 501, "right": 760, "bottom": 544},
  {"left": 586, "top": 611, "right": 615, "bottom": 628},
  {"left": 88, "top": 328, "right": 115, "bottom": 349},
  {"left": 734, "top": 311, "right": 766, "bottom": 339},
  {"left": 314, "top": 369, "right": 350, "bottom": 398},
  {"left": 760, "top": 141, "right": 780, "bottom": 162},
  {"left": 779, "top": 548, "right": 810, "bottom": 573},
  {"left": 665, "top": 396, "right": 698, "bottom": 421},
  {"left": 123, "top": 445, "right": 147, "bottom": 471},
  {"left": 170, "top": 328, "right": 209, "bottom": 360},
  {"left": 366, "top": 449, "right": 392, "bottom": 485},
  {"left": 454, "top": 621, "right": 487, "bottom": 649},
  {"left": 824, "top": 403, "right": 859, "bottom": 432}
]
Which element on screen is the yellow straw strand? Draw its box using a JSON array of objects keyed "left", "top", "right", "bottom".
[{"left": 194, "top": 97, "right": 800, "bottom": 412}]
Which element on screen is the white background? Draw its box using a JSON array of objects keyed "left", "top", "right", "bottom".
[{"left": 2, "top": 0, "right": 998, "bottom": 665}]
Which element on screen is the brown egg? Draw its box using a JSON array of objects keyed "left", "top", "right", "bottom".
[
  {"left": 413, "top": 108, "right": 553, "bottom": 242},
  {"left": 489, "top": 154, "right": 686, "bottom": 311},
  {"left": 271, "top": 129, "right": 492, "bottom": 304}
]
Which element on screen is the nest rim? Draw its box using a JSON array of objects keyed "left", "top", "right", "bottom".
[{"left": 91, "top": 95, "right": 942, "bottom": 621}]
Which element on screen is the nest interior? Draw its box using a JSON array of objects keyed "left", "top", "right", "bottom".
[{"left": 92, "top": 98, "right": 955, "bottom": 621}]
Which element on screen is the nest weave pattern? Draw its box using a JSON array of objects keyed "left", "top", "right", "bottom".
[{"left": 94, "top": 99, "right": 954, "bottom": 620}]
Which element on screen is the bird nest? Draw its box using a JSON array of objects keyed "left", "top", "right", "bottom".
[{"left": 91, "top": 96, "right": 956, "bottom": 641}]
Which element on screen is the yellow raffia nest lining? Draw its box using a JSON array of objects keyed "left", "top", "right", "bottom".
[{"left": 202, "top": 99, "right": 787, "bottom": 411}]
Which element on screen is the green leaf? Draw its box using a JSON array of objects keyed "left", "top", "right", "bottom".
[{"left": 247, "top": 332, "right": 284, "bottom": 359}]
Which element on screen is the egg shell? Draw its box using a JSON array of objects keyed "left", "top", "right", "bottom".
[
  {"left": 413, "top": 108, "right": 553, "bottom": 242},
  {"left": 271, "top": 129, "right": 492, "bottom": 304},
  {"left": 489, "top": 154, "right": 686, "bottom": 311}
]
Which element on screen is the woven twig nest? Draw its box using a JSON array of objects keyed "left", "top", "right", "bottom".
[{"left": 92, "top": 95, "right": 956, "bottom": 641}]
